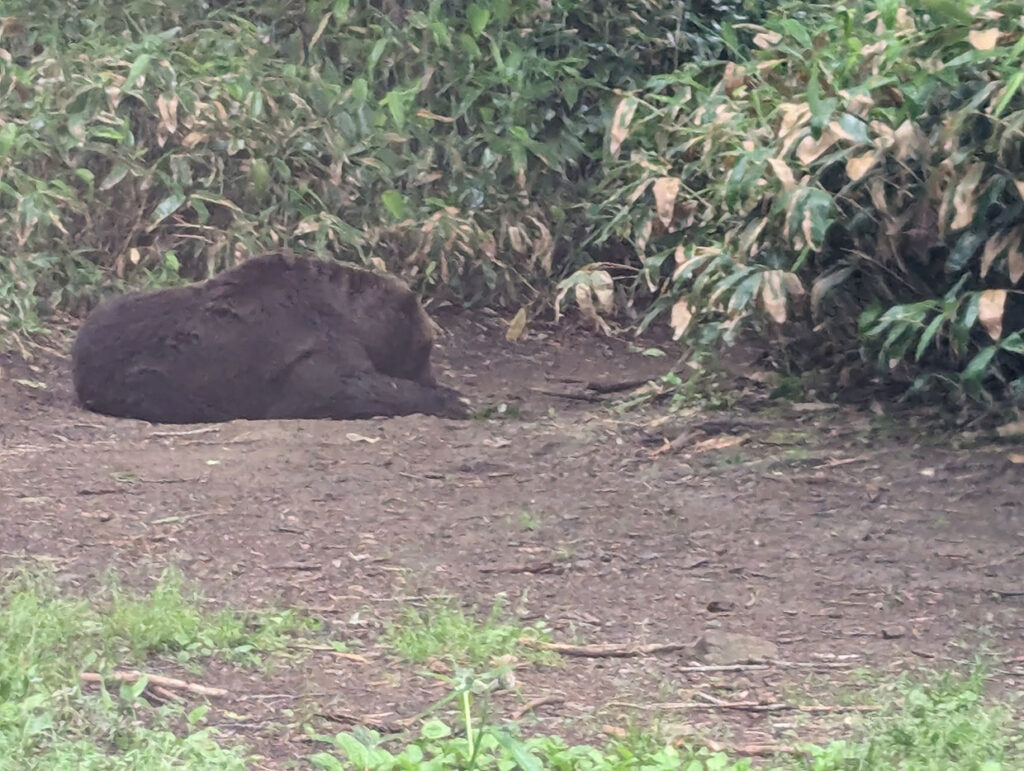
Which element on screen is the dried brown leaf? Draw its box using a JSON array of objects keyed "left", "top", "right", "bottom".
[
  {"left": 653, "top": 177, "right": 682, "bottom": 230},
  {"left": 795, "top": 126, "right": 838, "bottom": 165},
  {"left": 980, "top": 232, "right": 1010, "bottom": 279},
  {"left": 753, "top": 30, "right": 783, "bottom": 48},
  {"left": 766, "top": 158, "right": 796, "bottom": 191},
  {"left": 761, "top": 270, "right": 788, "bottom": 324},
  {"left": 978, "top": 289, "right": 1007, "bottom": 340},
  {"left": 609, "top": 96, "right": 638, "bottom": 158},
  {"left": 950, "top": 163, "right": 985, "bottom": 230},
  {"left": 996, "top": 420, "right": 1024, "bottom": 438},
  {"left": 846, "top": 150, "right": 878, "bottom": 182},
  {"left": 670, "top": 299, "right": 693, "bottom": 340},
  {"left": 506, "top": 307, "right": 528, "bottom": 342},
  {"left": 1008, "top": 228, "right": 1024, "bottom": 284},
  {"left": 968, "top": 28, "right": 1000, "bottom": 50}
]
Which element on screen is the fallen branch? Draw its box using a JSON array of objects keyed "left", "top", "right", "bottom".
[
  {"left": 511, "top": 694, "right": 566, "bottom": 720},
  {"left": 609, "top": 699, "right": 879, "bottom": 714},
  {"left": 480, "top": 561, "right": 566, "bottom": 575},
  {"left": 317, "top": 710, "right": 405, "bottom": 733},
  {"left": 80, "top": 670, "right": 227, "bottom": 697},
  {"left": 676, "top": 659, "right": 857, "bottom": 673},
  {"left": 530, "top": 388, "right": 606, "bottom": 403},
  {"left": 521, "top": 639, "right": 691, "bottom": 658},
  {"left": 698, "top": 738, "right": 805, "bottom": 757}
]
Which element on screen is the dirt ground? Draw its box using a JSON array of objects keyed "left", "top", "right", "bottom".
[{"left": 1, "top": 312, "right": 1022, "bottom": 767}]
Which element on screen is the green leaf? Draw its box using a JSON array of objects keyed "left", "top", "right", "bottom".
[
  {"left": 308, "top": 753, "right": 345, "bottom": 771},
  {"left": 962, "top": 345, "right": 997, "bottom": 383},
  {"left": 876, "top": 0, "right": 900, "bottom": 29},
  {"left": 150, "top": 192, "right": 186, "bottom": 225},
  {"left": 915, "top": 314, "right": 944, "bottom": 361},
  {"left": 123, "top": 53, "right": 152, "bottom": 91},
  {"left": 420, "top": 719, "right": 451, "bottom": 740},
  {"left": 994, "top": 71, "right": 1024, "bottom": 118},
  {"left": 491, "top": 729, "right": 545, "bottom": 771},
  {"left": 946, "top": 230, "right": 984, "bottom": 272},
  {"left": 380, "top": 190, "right": 406, "bottom": 219},
  {"left": 99, "top": 163, "right": 130, "bottom": 191},
  {"left": 467, "top": 4, "right": 490, "bottom": 37},
  {"left": 999, "top": 331, "right": 1024, "bottom": 355}
]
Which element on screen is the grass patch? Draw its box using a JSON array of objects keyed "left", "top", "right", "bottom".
[
  {"left": 311, "top": 665, "right": 1022, "bottom": 770},
  {"left": 383, "top": 597, "right": 555, "bottom": 668},
  {"left": 0, "top": 566, "right": 316, "bottom": 767}
]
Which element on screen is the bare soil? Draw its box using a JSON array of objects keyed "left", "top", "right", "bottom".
[{"left": 1, "top": 313, "right": 1022, "bottom": 768}]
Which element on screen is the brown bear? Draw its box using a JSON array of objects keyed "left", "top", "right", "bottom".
[{"left": 71, "top": 252, "right": 470, "bottom": 423}]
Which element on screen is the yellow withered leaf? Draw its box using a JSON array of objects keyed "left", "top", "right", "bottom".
[
  {"left": 950, "top": 163, "right": 985, "bottom": 230},
  {"left": 505, "top": 307, "right": 528, "bottom": 342},
  {"left": 978, "top": 289, "right": 1007, "bottom": 341},
  {"left": 968, "top": 28, "right": 1000, "bottom": 51},
  {"left": 652, "top": 177, "right": 681, "bottom": 230},
  {"left": 766, "top": 158, "right": 796, "bottom": 190},
  {"left": 670, "top": 299, "right": 693, "bottom": 340},
  {"left": 609, "top": 96, "right": 638, "bottom": 158},
  {"left": 846, "top": 150, "right": 878, "bottom": 182}
]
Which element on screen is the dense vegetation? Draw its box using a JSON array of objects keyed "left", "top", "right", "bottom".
[{"left": 2, "top": 0, "right": 1023, "bottom": 399}]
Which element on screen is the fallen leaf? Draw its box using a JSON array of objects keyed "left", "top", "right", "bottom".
[
  {"left": 1007, "top": 453, "right": 1024, "bottom": 464},
  {"left": 670, "top": 298, "right": 693, "bottom": 340},
  {"left": 761, "top": 270, "right": 788, "bottom": 324},
  {"left": 950, "top": 163, "right": 985, "bottom": 230},
  {"left": 506, "top": 307, "right": 528, "bottom": 341},
  {"left": 846, "top": 150, "right": 877, "bottom": 181},
  {"left": 691, "top": 435, "right": 747, "bottom": 453},
  {"left": 345, "top": 433, "right": 380, "bottom": 443},
  {"left": 996, "top": 420, "right": 1024, "bottom": 438},
  {"left": 652, "top": 177, "right": 681, "bottom": 229},
  {"left": 766, "top": 157, "right": 796, "bottom": 190},
  {"left": 978, "top": 289, "right": 1007, "bottom": 340},
  {"left": 795, "top": 126, "right": 838, "bottom": 165},
  {"left": 968, "top": 28, "right": 1000, "bottom": 50},
  {"left": 609, "top": 96, "right": 638, "bottom": 158}
]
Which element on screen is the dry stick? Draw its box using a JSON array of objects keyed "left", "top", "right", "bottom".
[
  {"left": 676, "top": 660, "right": 857, "bottom": 673},
  {"left": 511, "top": 694, "right": 566, "bottom": 720},
  {"left": 80, "top": 670, "right": 227, "bottom": 697},
  {"left": 530, "top": 388, "right": 607, "bottom": 403},
  {"left": 609, "top": 699, "right": 880, "bottom": 714},
  {"left": 521, "top": 639, "right": 692, "bottom": 658},
  {"left": 700, "top": 739, "right": 804, "bottom": 757}
]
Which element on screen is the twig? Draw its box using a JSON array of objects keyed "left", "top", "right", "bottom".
[
  {"left": 80, "top": 670, "right": 227, "bottom": 697},
  {"left": 585, "top": 377, "right": 653, "bottom": 394},
  {"left": 149, "top": 426, "right": 220, "bottom": 438},
  {"left": 511, "top": 694, "right": 566, "bottom": 720},
  {"left": 531, "top": 388, "right": 606, "bottom": 403},
  {"left": 676, "top": 659, "right": 857, "bottom": 673},
  {"left": 609, "top": 698, "right": 880, "bottom": 714},
  {"left": 521, "top": 639, "right": 692, "bottom": 658},
  {"left": 700, "top": 738, "right": 805, "bottom": 757},
  {"left": 290, "top": 644, "right": 372, "bottom": 662},
  {"left": 317, "top": 711, "right": 404, "bottom": 733},
  {"left": 480, "top": 561, "right": 566, "bottom": 575}
]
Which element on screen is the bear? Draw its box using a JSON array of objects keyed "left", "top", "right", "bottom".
[{"left": 71, "top": 251, "right": 470, "bottom": 423}]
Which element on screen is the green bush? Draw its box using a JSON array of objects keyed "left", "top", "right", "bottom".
[
  {"left": 577, "top": 0, "right": 1024, "bottom": 399},
  {"left": 0, "top": 0, "right": 747, "bottom": 339}
]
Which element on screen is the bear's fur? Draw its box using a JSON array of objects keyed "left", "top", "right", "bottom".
[{"left": 71, "top": 252, "right": 469, "bottom": 423}]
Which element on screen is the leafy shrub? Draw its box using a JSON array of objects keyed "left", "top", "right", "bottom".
[
  {"left": 0, "top": 0, "right": 745, "bottom": 341},
  {"left": 577, "top": 0, "right": 1024, "bottom": 399}
]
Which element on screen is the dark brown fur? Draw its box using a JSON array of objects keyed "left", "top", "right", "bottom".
[{"left": 71, "top": 252, "right": 469, "bottom": 423}]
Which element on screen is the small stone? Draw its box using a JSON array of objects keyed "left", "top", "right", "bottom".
[
  {"left": 696, "top": 631, "right": 778, "bottom": 665},
  {"left": 881, "top": 625, "right": 906, "bottom": 639}
]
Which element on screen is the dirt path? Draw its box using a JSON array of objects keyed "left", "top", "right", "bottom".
[{"left": 1, "top": 314, "right": 1022, "bottom": 766}]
